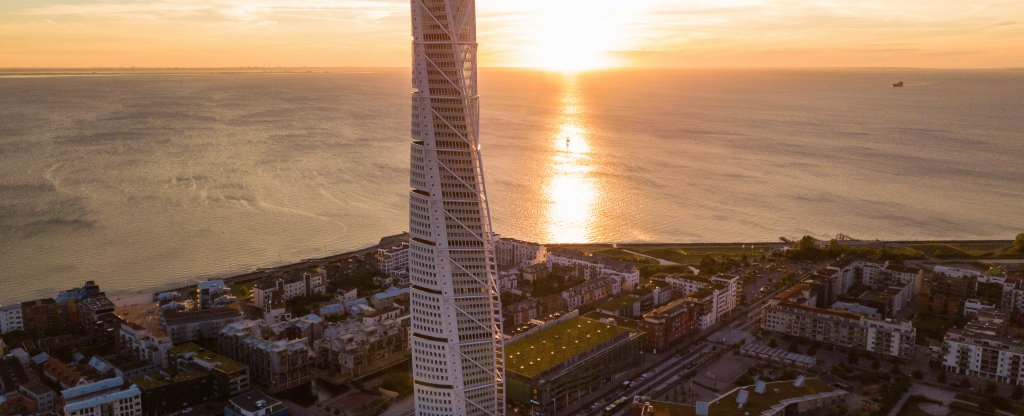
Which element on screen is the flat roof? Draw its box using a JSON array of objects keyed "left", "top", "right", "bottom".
[
  {"left": 597, "top": 295, "right": 639, "bottom": 312},
  {"left": 504, "top": 317, "right": 631, "bottom": 379},
  {"left": 169, "top": 342, "right": 247, "bottom": 373},
  {"left": 229, "top": 390, "right": 282, "bottom": 412},
  {"left": 643, "top": 379, "right": 844, "bottom": 416},
  {"left": 133, "top": 371, "right": 210, "bottom": 390}
]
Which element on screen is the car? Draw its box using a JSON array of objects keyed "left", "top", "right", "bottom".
[{"left": 640, "top": 372, "right": 651, "bottom": 380}]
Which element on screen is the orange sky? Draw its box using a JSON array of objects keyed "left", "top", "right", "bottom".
[{"left": 1, "top": 0, "right": 1022, "bottom": 69}]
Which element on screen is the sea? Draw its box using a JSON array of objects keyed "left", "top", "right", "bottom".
[{"left": 1, "top": 68, "right": 1022, "bottom": 303}]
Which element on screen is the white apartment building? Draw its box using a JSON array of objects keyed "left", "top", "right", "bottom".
[
  {"left": 863, "top": 318, "right": 917, "bottom": 358},
  {"left": 62, "top": 378, "right": 142, "bottom": 416},
  {"left": 117, "top": 323, "right": 173, "bottom": 368},
  {"left": 545, "top": 247, "right": 641, "bottom": 292},
  {"left": 1, "top": 304, "right": 23, "bottom": 334},
  {"left": 498, "top": 269, "right": 519, "bottom": 292},
  {"left": 943, "top": 313, "right": 1024, "bottom": 385},
  {"left": 492, "top": 235, "right": 546, "bottom": 268},
  {"left": 763, "top": 285, "right": 916, "bottom": 359},
  {"left": 661, "top": 274, "right": 739, "bottom": 329},
  {"left": 934, "top": 265, "right": 985, "bottom": 279},
  {"left": 377, "top": 241, "right": 410, "bottom": 279},
  {"left": 253, "top": 269, "right": 326, "bottom": 312}
]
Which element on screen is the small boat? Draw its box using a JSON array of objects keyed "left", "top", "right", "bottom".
[{"left": 892, "top": 81, "right": 904, "bottom": 88}]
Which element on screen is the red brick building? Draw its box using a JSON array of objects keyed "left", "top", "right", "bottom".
[{"left": 640, "top": 299, "right": 699, "bottom": 353}]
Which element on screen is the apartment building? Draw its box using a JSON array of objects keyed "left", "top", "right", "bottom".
[
  {"left": 78, "top": 296, "right": 116, "bottom": 324},
  {"left": 219, "top": 321, "right": 312, "bottom": 393},
  {"left": 252, "top": 269, "right": 326, "bottom": 312},
  {"left": 545, "top": 247, "right": 640, "bottom": 292},
  {"left": 763, "top": 284, "right": 916, "bottom": 359},
  {"left": 640, "top": 298, "right": 699, "bottom": 352},
  {"left": 161, "top": 307, "right": 242, "bottom": 344},
  {"left": 169, "top": 343, "right": 250, "bottom": 397},
  {"left": 117, "top": 323, "right": 173, "bottom": 369},
  {"left": 314, "top": 315, "right": 410, "bottom": 381},
  {"left": 493, "top": 235, "right": 546, "bottom": 268},
  {"left": 560, "top": 276, "right": 620, "bottom": 310},
  {"left": 943, "top": 312, "right": 1024, "bottom": 385},
  {"left": 660, "top": 273, "right": 738, "bottom": 329},
  {"left": 61, "top": 377, "right": 142, "bottom": 416},
  {"left": 376, "top": 241, "right": 409, "bottom": 280},
  {"left": 0, "top": 304, "right": 22, "bottom": 335}
]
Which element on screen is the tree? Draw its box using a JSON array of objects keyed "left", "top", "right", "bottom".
[
  {"left": 937, "top": 372, "right": 947, "bottom": 383},
  {"left": 912, "top": 370, "right": 923, "bottom": 380},
  {"left": 767, "top": 337, "right": 779, "bottom": 348},
  {"left": 1015, "top": 233, "right": 1024, "bottom": 252},
  {"left": 1012, "top": 384, "right": 1023, "bottom": 400},
  {"left": 871, "top": 359, "right": 881, "bottom": 370},
  {"left": 797, "top": 235, "right": 817, "bottom": 250},
  {"left": 847, "top": 350, "right": 859, "bottom": 365},
  {"left": 985, "top": 382, "right": 998, "bottom": 395}
]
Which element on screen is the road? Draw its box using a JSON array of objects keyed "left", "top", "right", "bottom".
[{"left": 571, "top": 271, "right": 800, "bottom": 416}]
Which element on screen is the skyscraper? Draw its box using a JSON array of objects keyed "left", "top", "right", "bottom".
[{"left": 408, "top": 1, "right": 505, "bottom": 415}]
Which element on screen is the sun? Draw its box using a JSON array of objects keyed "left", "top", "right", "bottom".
[{"left": 527, "top": 1, "right": 623, "bottom": 72}]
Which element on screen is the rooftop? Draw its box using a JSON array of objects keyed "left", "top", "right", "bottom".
[
  {"left": 81, "top": 295, "right": 115, "bottom": 311},
  {"left": 169, "top": 342, "right": 248, "bottom": 374},
  {"left": 228, "top": 390, "right": 283, "bottom": 413},
  {"left": 582, "top": 311, "right": 641, "bottom": 329},
  {"left": 504, "top": 317, "right": 632, "bottom": 379},
  {"left": 642, "top": 378, "right": 844, "bottom": 416},
  {"left": 597, "top": 295, "right": 640, "bottom": 313},
  {"left": 133, "top": 370, "right": 210, "bottom": 390},
  {"left": 163, "top": 305, "right": 239, "bottom": 325}
]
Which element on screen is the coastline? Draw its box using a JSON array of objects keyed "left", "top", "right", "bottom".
[{"left": 12, "top": 236, "right": 1016, "bottom": 308}]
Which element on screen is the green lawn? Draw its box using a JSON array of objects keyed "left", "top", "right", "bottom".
[
  {"left": 593, "top": 248, "right": 658, "bottom": 264},
  {"left": 229, "top": 281, "right": 256, "bottom": 300},
  {"left": 624, "top": 245, "right": 767, "bottom": 265},
  {"left": 505, "top": 317, "right": 630, "bottom": 378},
  {"left": 908, "top": 242, "right": 1011, "bottom": 259}
]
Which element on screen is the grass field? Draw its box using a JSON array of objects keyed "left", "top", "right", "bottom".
[
  {"left": 621, "top": 245, "right": 768, "bottom": 265},
  {"left": 907, "top": 242, "right": 1010, "bottom": 258},
  {"left": 593, "top": 248, "right": 658, "bottom": 264}
]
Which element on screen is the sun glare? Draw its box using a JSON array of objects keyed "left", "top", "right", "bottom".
[
  {"left": 545, "top": 79, "right": 598, "bottom": 242},
  {"left": 528, "top": 0, "right": 623, "bottom": 72}
]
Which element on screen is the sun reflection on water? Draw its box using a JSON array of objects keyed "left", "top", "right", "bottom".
[{"left": 545, "top": 77, "right": 598, "bottom": 243}]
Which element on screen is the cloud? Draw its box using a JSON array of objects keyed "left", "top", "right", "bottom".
[{"left": 1, "top": 0, "right": 1022, "bottom": 67}]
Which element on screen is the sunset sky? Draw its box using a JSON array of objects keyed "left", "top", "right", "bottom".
[{"left": 1, "top": 0, "right": 1022, "bottom": 69}]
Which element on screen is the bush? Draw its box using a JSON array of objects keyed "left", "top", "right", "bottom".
[{"left": 912, "top": 370, "right": 923, "bottom": 380}]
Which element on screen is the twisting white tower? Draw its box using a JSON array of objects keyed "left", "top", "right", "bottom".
[{"left": 408, "top": 0, "right": 505, "bottom": 415}]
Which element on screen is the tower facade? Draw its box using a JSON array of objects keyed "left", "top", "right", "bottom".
[{"left": 408, "top": 1, "right": 505, "bottom": 415}]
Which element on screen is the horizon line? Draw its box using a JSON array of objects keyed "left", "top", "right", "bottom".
[{"left": 1, "top": 65, "right": 1022, "bottom": 71}]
